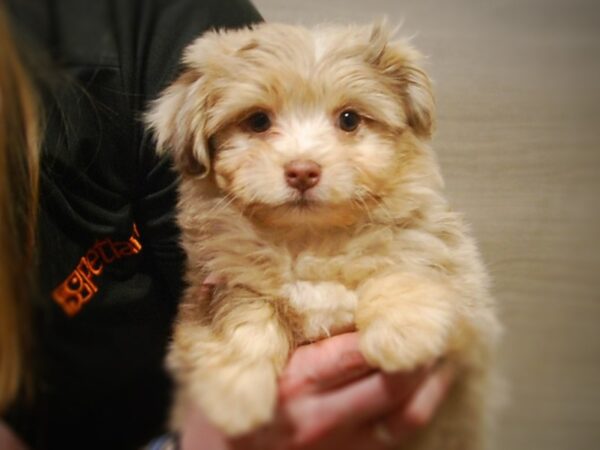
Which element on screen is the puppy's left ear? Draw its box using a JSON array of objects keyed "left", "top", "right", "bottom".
[
  {"left": 145, "top": 69, "right": 211, "bottom": 177},
  {"left": 368, "top": 23, "right": 436, "bottom": 138}
]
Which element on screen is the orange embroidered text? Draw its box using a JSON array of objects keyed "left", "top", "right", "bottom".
[{"left": 52, "top": 225, "right": 143, "bottom": 317}]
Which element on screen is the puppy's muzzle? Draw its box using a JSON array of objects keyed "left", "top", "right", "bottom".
[{"left": 284, "top": 160, "right": 321, "bottom": 192}]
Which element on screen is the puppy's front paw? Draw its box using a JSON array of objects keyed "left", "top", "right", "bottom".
[
  {"left": 358, "top": 318, "right": 448, "bottom": 372},
  {"left": 190, "top": 362, "right": 278, "bottom": 436},
  {"left": 357, "top": 278, "right": 455, "bottom": 372}
]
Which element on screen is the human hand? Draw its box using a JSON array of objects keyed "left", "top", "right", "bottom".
[
  {"left": 0, "top": 421, "right": 28, "bottom": 450},
  {"left": 180, "top": 332, "right": 456, "bottom": 450}
]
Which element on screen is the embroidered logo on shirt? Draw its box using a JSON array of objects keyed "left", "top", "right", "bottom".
[{"left": 52, "top": 225, "right": 143, "bottom": 317}]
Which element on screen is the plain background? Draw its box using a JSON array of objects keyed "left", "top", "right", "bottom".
[{"left": 252, "top": 1, "right": 600, "bottom": 449}]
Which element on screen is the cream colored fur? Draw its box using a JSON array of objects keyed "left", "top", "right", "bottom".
[{"left": 146, "top": 22, "right": 501, "bottom": 449}]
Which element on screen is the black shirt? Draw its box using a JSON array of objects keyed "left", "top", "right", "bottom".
[{"left": 4, "top": 1, "right": 262, "bottom": 448}]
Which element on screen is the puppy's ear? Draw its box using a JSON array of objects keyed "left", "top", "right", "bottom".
[
  {"left": 146, "top": 69, "right": 210, "bottom": 177},
  {"left": 368, "top": 23, "right": 436, "bottom": 138}
]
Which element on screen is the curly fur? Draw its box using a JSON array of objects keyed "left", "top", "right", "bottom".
[{"left": 146, "top": 22, "right": 501, "bottom": 449}]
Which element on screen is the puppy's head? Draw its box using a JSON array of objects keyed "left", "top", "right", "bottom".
[{"left": 146, "top": 22, "right": 436, "bottom": 228}]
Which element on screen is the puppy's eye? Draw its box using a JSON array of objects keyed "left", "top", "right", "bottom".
[
  {"left": 246, "top": 112, "right": 271, "bottom": 133},
  {"left": 338, "top": 110, "right": 362, "bottom": 132}
]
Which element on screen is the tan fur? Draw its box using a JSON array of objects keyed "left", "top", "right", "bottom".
[{"left": 147, "top": 22, "right": 501, "bottom": 448}]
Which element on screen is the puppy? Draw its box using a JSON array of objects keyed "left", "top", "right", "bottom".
[{"left": 146, "top": 22, "right": 501, "bottom": 449}]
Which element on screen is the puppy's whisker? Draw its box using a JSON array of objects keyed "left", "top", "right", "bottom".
[
  {"left": 238, "top": 193, "right": 262, "bottom": 220},
  {"left": 207, "top": 193, "right": 236, "bottom": 216},
  {"left": 362, "top": 190, "right": 394, "bottom": 224},
  {"left": 352, "top": 195, "right": 374, "bottom": 223},
  {"left": 214, "top": 194, "right": 234, "bottom": 210}
]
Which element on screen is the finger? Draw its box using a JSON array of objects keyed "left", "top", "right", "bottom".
[
  {"left": 197, "top": 273, "right": 226, "bottom": 298},
  {"left": 279, "top": 333, "right": 373, "bottom": 398},
  {"left": 334, "top": 362, "right": 455, "bottom": 450},
  {"left": 0, "top": 421, "right": 29, "bottom": 450},
  {"left": 385, "top": 360, "right": 457, "bottom": 437},
  {"left": 203, "top": 272, "right": 226, "bottom": 286},
  {"left": 178, "top": 273, "right": 225, "bottom": 319},
  {"left": 179, "top": 405, "right": 230, "bottom": 450},
  {"left": 298, "top": 424, "right": 395, "bottom": 450},
  {"left": 286, "top": 367, "right": 429, "bottom": 446},
  {"left": 346, "top": 424, "right": 403, "bottom": 450}
]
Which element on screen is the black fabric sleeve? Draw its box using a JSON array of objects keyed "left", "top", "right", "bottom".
[{"left": 2, "top": 1, "right": 263, "bottom": 449}]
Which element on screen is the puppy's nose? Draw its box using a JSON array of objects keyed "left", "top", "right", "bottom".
[{"left": 284, "top": 160, "right": 321, "bottom": 192}]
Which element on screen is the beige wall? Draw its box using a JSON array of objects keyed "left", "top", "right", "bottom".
[{"left": 252, "top": 1, "right": 600, "bottom": 448}]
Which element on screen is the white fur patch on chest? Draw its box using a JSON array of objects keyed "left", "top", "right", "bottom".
[{"left": 282, "top": 281, "right": 357, "bottom": 342}]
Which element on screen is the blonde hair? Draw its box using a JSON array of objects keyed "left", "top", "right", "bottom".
[{"left": 0, "top": 6, "right": 39, "bottom": 412}]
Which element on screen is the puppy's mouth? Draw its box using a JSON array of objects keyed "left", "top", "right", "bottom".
[
  {"left": 286, "top": 195, "right": 321, "bottom": 210},
  {"left": 243, "top": 192, "right": 323, "bottom": 213},
  {"left": 285, "top": 190, "right": 323, "bottom": 211}
]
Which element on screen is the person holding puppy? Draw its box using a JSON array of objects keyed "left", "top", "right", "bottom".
[{"left": 0, "top": 1, "right": 454, "bottom": 449}]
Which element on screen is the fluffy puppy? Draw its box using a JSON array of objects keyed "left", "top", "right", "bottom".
[{"left": 146, "top": 22, "right": 501, "bottom": 449}]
